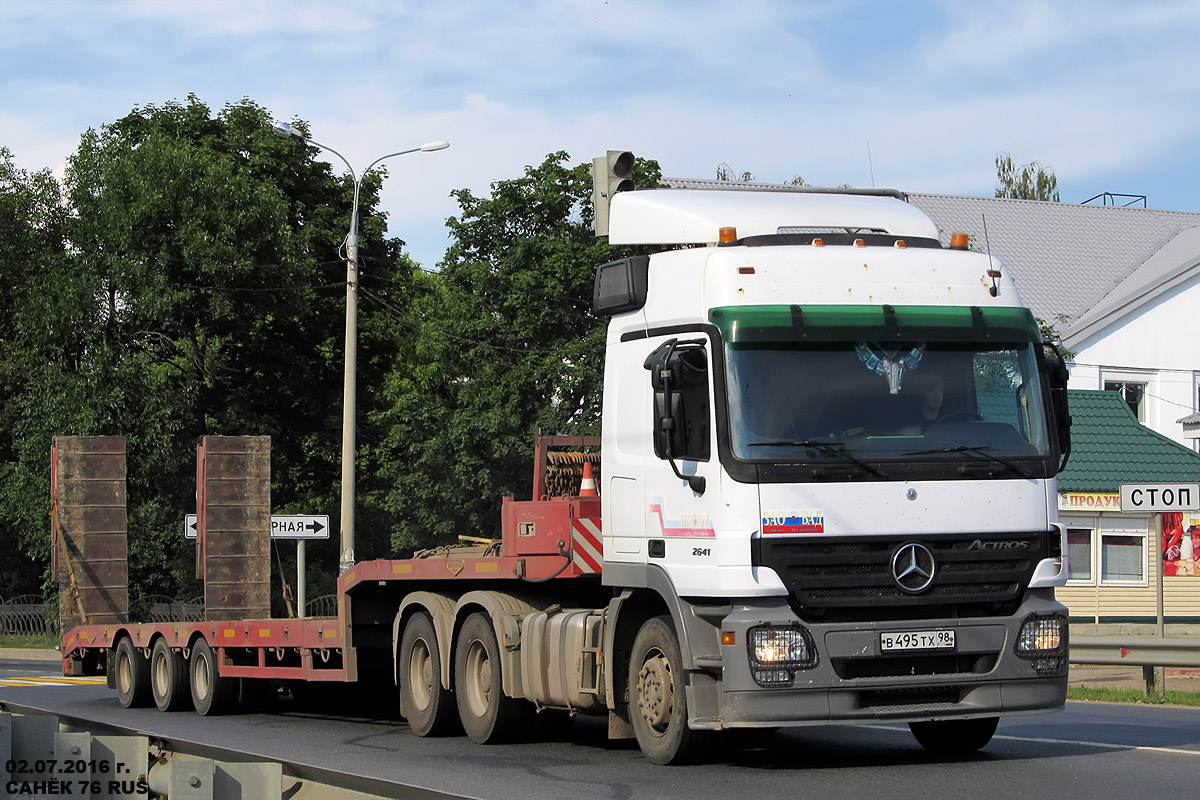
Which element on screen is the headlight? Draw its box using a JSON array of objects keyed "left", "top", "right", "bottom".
[
  {"left": 1015, "top": 614, "right": 1068, "bottom": 676},
  {"left": 747, "top": 626, "right": 817, "bottom": 687}
]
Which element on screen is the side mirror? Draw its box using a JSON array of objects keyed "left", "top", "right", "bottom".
[
  {"left": 1041, "top": 343, "right": 1072, "bottom": 472},
  {"left": 644, "top": 338, "right": 709, "bottom": 493}
]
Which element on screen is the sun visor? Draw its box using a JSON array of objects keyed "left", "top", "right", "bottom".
[{"left": 606, "top": 189, "right": 940, "bottom": 245}]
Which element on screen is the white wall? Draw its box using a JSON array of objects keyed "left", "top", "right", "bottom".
[{"left": 1066, "top": 273, "right": 1200, "bottom": 450}]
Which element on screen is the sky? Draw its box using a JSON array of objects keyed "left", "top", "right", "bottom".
[{"left": 2, "top": 0, "right": 1199, "bottom": 269}]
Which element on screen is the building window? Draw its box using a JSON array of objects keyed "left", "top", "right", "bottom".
[
  {"left": 1105, "top": 380, "right": 1146, "bottom": 422},
  {"left": 1100, "top": 532, "right": 1146, "bottom": 585},
  {"left": 1066, "top": 528, "right": 1094, "bottom": 584}
]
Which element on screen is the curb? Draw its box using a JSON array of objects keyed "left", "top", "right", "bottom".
[{"left": 0, "top": 648, "right": 62, "bottom": 662}]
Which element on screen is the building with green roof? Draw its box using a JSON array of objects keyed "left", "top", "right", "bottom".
[{"left": 1056, "top": 391, "right": 1200, "bottom": 627}]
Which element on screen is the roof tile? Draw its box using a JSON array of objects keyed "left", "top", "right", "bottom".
[{"left": 1059, "top": 390, "right": 1200, "bottom": 492}]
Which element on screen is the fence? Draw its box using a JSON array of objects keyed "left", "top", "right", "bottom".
[
  {"left": 132, "top": 594, "right": 205, "bottom": 624},
  {"left": 0, "top": 595, "right": 57, "bottom": 637},
  {"left": 305, "top": 594, "right": 338, "bottom": 617}
]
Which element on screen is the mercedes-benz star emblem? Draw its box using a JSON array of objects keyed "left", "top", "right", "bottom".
[{"left": 892, "top": 542, "right": 935, "bottom": 593}]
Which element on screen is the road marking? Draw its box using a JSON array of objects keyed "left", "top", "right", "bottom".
[
  {"left": 869, "top": 723, "right": 1200, "bottom": 757},
  {"left": 0, "top": 675, "right": 106, "bottom": 687},
  {"left": 992, "top": 733, "right": 1200, "bottom": 758}
]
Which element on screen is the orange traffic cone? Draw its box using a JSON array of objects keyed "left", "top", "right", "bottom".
[{"left": 579, "top": 460, "right": 598, "bottom": 497}]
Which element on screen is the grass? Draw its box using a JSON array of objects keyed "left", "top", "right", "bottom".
[
  {"left": 1068, "top": 686, "right": 1200, "bottom": 707},
  {"left": 0, "top": 634, "right": 60, "bottom": 650}
]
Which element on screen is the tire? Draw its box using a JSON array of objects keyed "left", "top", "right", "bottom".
[
  {"left": 454, "top": 612, "right": 532, "bottom": 743},
  {"left": 629, "top": 615, "right": 706, "bottom": 765},
  {"left": 114, "top": 638, "right": 152, "bottom": 708},
  {"left": 909, "top": 717, "right": 999, "bottom": 754},
  {"left": 150, "top": 638, "right": 191, "bottom": 712},
  {"left": 400, "top": 612, "right": 459, "bottom": 736},
  {"left": 190, "top": 638, "right": 238, "bottom": 716}
]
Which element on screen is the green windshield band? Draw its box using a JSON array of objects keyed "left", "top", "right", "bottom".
[{"left": 709, "top": 304, "right": 1042, "bottom": 345}]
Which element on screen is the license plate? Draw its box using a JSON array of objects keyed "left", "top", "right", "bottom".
[{"left": 880, "top": 629, "right": 956, "bottom": 652}]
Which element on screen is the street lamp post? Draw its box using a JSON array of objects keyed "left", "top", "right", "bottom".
[{"left": 273, "top": 123, "right": 449, "bottom": 576}]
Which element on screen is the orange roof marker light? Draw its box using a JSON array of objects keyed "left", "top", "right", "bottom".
[
  {"left": 719, "top": 226, "right": 738, "bottom": 243},
  {"left": 853, "top": 238, "right": 866, "bottom": 247},
  {"left": 812, "top": 237, "right": 825, "bottom": 247},
  {"left": 949, "top": 231, "right": 970, "bottom": 250},
  {"left": 894, "top": 240, "right": 907, "bottom": 248}
]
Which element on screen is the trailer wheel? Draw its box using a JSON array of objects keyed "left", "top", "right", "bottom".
[
  {"left": 454, "top": 612, "right": 530, "bottom": 743},
  {"left": 114, "top": 638, "right": 152, "bottom": 708},
  {"left": 190, "top": 638, "right": 238, "bottom": 716},
  {"left": 629, "top": 615, "right": 705, "bottom": 765},
  {"left": 150, "top": 638, "right": 191, "bottom": 712},
  {"left": 909, "top": 717, "right": 998, "bottom": 754},
  {"left": 400, "top": 612, "right": 459, "bottom": 736}
]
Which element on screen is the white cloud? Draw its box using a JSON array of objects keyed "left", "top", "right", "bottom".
[{"left": 2, "top": 0, "right": 1198, "bottom": 267}]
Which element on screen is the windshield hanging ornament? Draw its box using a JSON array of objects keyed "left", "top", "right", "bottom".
[{"left": 856, "top": 342, "right": 925, "bottom": 394}]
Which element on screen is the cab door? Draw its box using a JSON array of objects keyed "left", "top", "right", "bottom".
[{"left": 641, "top": 335, "right": 725, "bottom": 595}]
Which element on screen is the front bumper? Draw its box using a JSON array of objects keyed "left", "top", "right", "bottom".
[{"left": 702, "top": 591, "right": 1067, "bottom": 728}]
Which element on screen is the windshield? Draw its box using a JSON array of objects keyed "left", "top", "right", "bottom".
[{"left": 714, "top": 305, "right": 1052, "bottom": 472}]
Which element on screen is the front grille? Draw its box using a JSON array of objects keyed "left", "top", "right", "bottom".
[
  {"left": 833, "top": 653, "right": 997, "bottom": 679},
  {"left": 755, "top": 531, "right": 1049, "bottom": 621}
]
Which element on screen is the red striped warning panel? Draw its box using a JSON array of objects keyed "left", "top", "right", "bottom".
[{"left": 572, "top": 517, "right": 603, "bottom": 573}]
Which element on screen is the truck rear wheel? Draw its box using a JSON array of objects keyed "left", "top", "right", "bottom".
[
  {"left": 629, "top": 615, "right": 705, "bottom": 765},
  {"left": 114, "top": 637, "right": 151, "bottom": 708},
  {"left": 400, "top": 612, "right": 459, "bottom": 736},
  {"left": 454, "top": 612, "right": 530, "bottom": 743},
  {"left": 909, "top": 717, "right": 998, "bottom": 754},
  {"left": 150, "top": 638, "right": 191, "bottom": 712},
  {"left": 190, "top": 638, "right": 238, "bottom": 716}
]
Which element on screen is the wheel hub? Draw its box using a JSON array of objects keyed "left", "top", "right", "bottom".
[{"left": 637, "top": 652, "right": 673, "bottom": 731}]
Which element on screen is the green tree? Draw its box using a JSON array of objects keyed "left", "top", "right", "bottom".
[
  {"left": 0, "top": 97, "right": 410, "bottom": 599},
  {"left": 717, "top": 162, "right": 754, "bottom": 182},
  {"left": 0, "top": 149, "right": 70, "bottom": 595},
  {"left": 375, "top": 151, "right": 662, "bottom": 553},
  {"left": 995, "top": 153, "right": 1060, "bottom": 201}
]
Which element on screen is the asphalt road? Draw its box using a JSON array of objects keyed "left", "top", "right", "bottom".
[{"left": 3, "top": 656, "right": 1198, "bottom": 800}]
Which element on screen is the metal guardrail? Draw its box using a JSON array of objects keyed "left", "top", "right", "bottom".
[
  {"left": 1071, "top": 636, "right": 1200, "bottom": 669},
  {"left": 0, "top": 703, "right": 467, "bottom": 799}
]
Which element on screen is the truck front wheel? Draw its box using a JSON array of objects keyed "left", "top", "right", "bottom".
[
  {"left": 114, "top": 638, "right": 151, "bottom": 708},
  {"left": 909, "top": 717, "right": 999, "bottom": 754},
  {"left": 454, "top": 612, "right": 530, "bottom": 743},
  {"left": 400, "top": 612, "right": 459, "bottom": 736},
  {"left": 150, "top": 638, "right": 190, "bottom": 712},
  {"left": 629, "top": 615, "right": 705, "bottom": 765}
]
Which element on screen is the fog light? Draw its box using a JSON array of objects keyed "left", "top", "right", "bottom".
[
  {"left": 1015, "top": 614, "right": 1068, "bottom": 676},
  {"left": 1017, "top": 615, "right": 1066, "bottom": 654},
  {"left": 747, "top": 625, "right": 817, "bottom": 687}
]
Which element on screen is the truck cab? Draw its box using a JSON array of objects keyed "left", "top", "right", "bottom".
[{"left": 594, "top": 186, "right": 1072, "bottom": 761}]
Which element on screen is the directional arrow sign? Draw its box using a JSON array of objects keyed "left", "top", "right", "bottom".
[
  {"left": 185, "top": 514, "right": 331, "bottom": 540},
  {"left": 271, "top": 515, "right": 330, "bottom": 539}
]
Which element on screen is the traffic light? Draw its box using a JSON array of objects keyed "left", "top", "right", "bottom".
[{"left": 592, "top": 150, "right": 635, "bottom": 236}]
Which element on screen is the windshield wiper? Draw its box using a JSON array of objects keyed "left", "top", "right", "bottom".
[
  {"left": 749, "top": 439, "right": 886, "bottom": 478},
  {"left": 905, "top": 445, "right": 1031, "bottom": 478}
]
